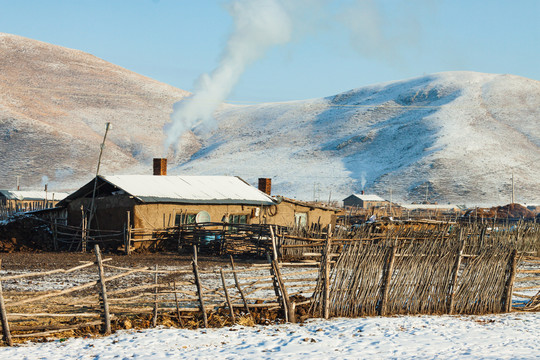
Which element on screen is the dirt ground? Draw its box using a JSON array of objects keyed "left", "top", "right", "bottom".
[{"left": 0, "top": 251, "right": 266, "bottom": 271}]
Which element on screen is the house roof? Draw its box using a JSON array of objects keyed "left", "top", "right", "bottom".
[
  {"left": 345, "top": 193, "right": 386, "bottom": 202},
  {"left": 400, "top": 204, "right": 462, "bottom": 211},
  {"left": 60, "top": 175, "right": 276, "bottom": 206},
  {"left": 0, "top": 190, "right": 69, "bottom": 201},
  {"left": 279, "top": 197, "right": 341, "bottom": 212}
]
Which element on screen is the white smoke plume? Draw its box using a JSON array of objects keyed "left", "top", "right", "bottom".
[
  {"left": 164, "top": 0, "right": 294, "bottom": 153},
  {"left": 361, "top": 171, "right": 367, "bottom": 189},
  {"left": 163, "top": 0, "right": 428, "bottom": 153},
  {"left": 338, "top": 0, "right": 427, "bottom": 65}
]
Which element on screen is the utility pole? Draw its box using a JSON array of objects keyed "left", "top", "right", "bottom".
[
  {"left": 389, "top": 188, "right": 393, "bottom": 216},
  {"left": 88, "top": 122, "right": 112, "bottom": 230},
  {"left": 511, "top": 171, "right": 515, "bottom": 204}
]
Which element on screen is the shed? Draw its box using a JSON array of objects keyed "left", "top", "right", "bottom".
[
  {"left": 0, "top": 190, "right": 69, "bottom": 212},
  {"left": 343, "top": 193, "right": 386, "bottom": 209}
]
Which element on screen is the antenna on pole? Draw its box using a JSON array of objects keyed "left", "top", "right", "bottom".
[{"left": 88, "top": 122, "right": 112, "bottom": 228}]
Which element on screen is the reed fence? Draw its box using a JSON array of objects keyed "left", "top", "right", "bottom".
[{"left": 309, "top": 236, "right": 533, "bottom": 317}]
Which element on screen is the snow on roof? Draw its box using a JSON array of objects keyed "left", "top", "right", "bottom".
[
  {"left": 0, "top": 190, "right": 69, "bottom": 201},
  {"left": 401, "top": 204, "right": 462, "bottom": 211},
  {"left": 98, "top": 175, "right": 276, "bottom": 205},
  {"left": 349, "top": 194, "right": 386, "bottom": 202}
]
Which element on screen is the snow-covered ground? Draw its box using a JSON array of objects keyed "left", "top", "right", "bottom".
[{"left": 1, "top": 312, "right": 539, "bottom": 359}]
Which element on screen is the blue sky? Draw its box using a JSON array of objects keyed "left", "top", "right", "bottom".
[{"left": 1, "top": 0, "right": 538, "bottom": 102}]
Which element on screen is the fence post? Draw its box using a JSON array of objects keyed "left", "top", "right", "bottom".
[
  {"left": 266, "top": 252, "right": 288, "bottom": 322},
  {"left": 230, "top": 255, "right": 251, "bottom": 315},
  {"left": 124, "top": 211, "right": 131, "bottom": 255},
  {"left": 272, "top": 259, "right": 294, "bottom": 323},
  {"left": 81, "top": 206, "right": 87, "bottom": 253},
  {"left": 172, "top": 281, "right": 183, "bottom": 326},
  {"left": 270, "top": 225, "right": 278, "bottom": 261},
  {"left": 52, "top": 219, "right": 58, "bottom": 251},
  {"left": 323, "top": 224, "right": 333, "bottom": 319},
  {"left": 503, "top": 249, "right": 519, "bottom": 312},
  {"left": 192, "top": 246, "right": 208, "bottom": 328},
  {"left": 379, "top": 246, "right": 396, "bottom": 316},
  {"left": 0, "top": 260, "right": 13, "bottom": 346},
  {"left": 220, "top": 268, "right": 236, "bottom": 322},
  {"left": 447, "top": 232, "right": 464, "bottom": 314},
  {"left": 152, "top": 265, "right": 159, "bottom": 327},
  {"left": 94, "top": 245, "right": 111, "bottom": 335}
]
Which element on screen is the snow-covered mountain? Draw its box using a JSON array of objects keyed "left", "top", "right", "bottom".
[
  {"left": 1, "top": 33, "right": 539, "bottom": 205},
  {"left": 0, "top": 33, "right": 189, "bottom": 190},
  {"left": 180, "top": 72, "right": 540, "bottom": 205}
]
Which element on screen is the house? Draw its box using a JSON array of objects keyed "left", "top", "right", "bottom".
[
  {"left": 58, "top": 174, "right": 277, "bottom": 232},
  {"left": 343, "top": 192, "right": 386, "bottom": 209},
  {"left": 272, "top": 197, "right": 340, "bottom": 230},
  {"left": 57, "top": 159, "right": 339, "bottom": 232},
  {"left": 0, "top": 190, "right": 69, "bottom": 213}
]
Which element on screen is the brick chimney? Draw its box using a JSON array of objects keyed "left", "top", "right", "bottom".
[
  {"left": 258, "top": 178, "right": 271, "bottom": 195},
  {"left": 361, "top": 190, "right": 365, "bottom": 195},
  {"left": 153, "top": 158, "right": 167, "bottom": 176}
]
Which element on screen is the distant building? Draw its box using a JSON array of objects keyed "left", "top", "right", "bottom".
[
  {"left": 0, "top": 190, "right": 69, "bottom": 212},
  {"left": 343, "top": 193, "right": 386, "bottom": 209}
]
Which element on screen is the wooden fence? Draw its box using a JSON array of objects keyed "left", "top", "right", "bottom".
[
  {"left": 280, "top": 222, "right": 540, "bottom": 261},
  {"left": 1, "top": 226, "right": 539, "bottom": 345},
  {"left": 310, "top": 238, "right": 522, "bottom": 317},
  {"left": 0, "top": 245, "right": 317, "bottom": 345}
]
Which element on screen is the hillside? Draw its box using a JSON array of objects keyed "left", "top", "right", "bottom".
[
  {"left": 180, "top": 72, "right": 540, "bottom": 205},
  {"left": 1, "top": 33, "right": 539, "bottom": 205},
  {"left": 0, "top": 33, "right": 189, "bottom": 190}
]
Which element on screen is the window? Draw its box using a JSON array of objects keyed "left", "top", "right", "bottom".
[
  {"left": 175, "top": 213, "right": 196, "bottom": 226},
  {"left": 295, "top": 212, "right": 308, "bottom": 227},
  {"left": 229, "top": 214, "right": 248, "bottom": 224}
]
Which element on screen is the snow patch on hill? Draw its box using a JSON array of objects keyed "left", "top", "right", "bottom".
[{"left": 174, "top": 72, "right": 540, "bottom": 205}]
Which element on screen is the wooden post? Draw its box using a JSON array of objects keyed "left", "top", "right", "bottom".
[
  {"left": 81, "top": 206, "right": 87, "bottom": 253},
  {"left": 270, "top": 225, "right": 278, "bottom": 261},
  {"left": 229, "top": 255, "right": 250, "bottom": 315},
  {"left": 94, "top": 245, "right": 111, "bottom": 335},
  {"left": 173, "top": 281, "right": 183, "bottom": 327},
  {"left": 124, "top": 211, "right": 131, "bottom": 255},
  {"left": 192, "top": 246, "right": 208, "bottom": 328},
  {"left": 53, "top": 219, "right": 58, "bottom": 252},
  {"left": 0, "top": 260, "right": 13, "bottom": 346},
  {"left": 323, "top": 224, "right": 333, "bottom": 319},
  {"left": 152, "top": 265, "right": 158, "bottom": 327},
  {"left": 379, "top": 246, "right": 396, "bottom": 316},
  {"left": 272, "top": 259, "right": 294, "bottom": 323},
  {"left": 503, "top": 249, "right": 519, "bottom": 312},
  {"left": 447, "top": 233, "right": 464, "bottom": 314},
  {"left": 220, "top": 268, "right": 236, "bottom": 322},
  {"left": 266, "top": 252, "right": 285, "bottom": 315}
]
